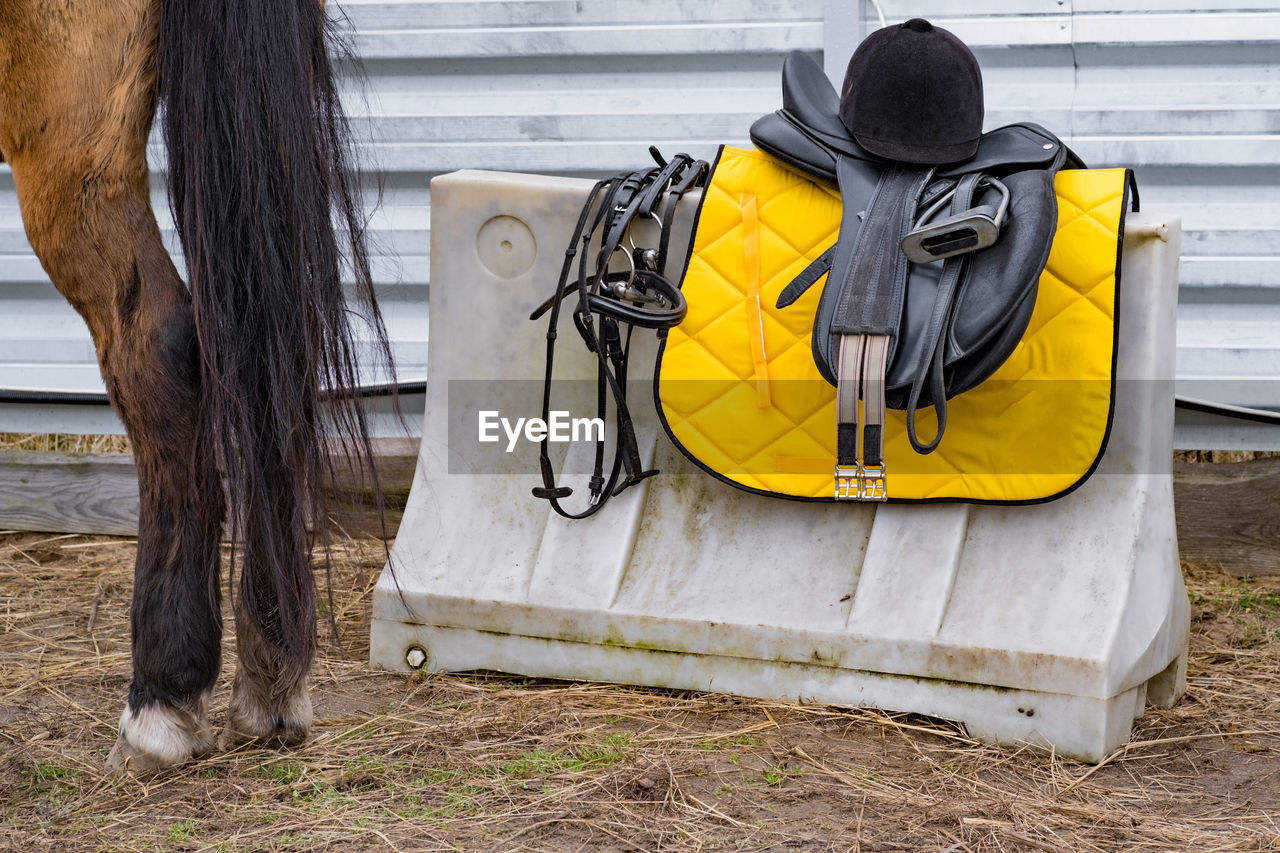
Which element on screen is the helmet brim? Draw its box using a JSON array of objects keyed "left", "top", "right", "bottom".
[{"left": 854, "top": 132, "right": 981, "bottom": 166}]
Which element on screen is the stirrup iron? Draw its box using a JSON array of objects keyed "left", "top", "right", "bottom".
[{"left": 900, "top": 176, "right": 1010, "bottom": 264}]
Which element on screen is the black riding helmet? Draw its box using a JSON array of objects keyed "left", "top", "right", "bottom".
[{"left": 839, "top": 18, "right": 984, "bottom": 165}]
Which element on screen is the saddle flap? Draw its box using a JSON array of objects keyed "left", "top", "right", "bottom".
[{"left": 946, "top": 169, "right": 1056, "bottom": 359}]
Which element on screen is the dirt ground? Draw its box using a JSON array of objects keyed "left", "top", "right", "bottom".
[{"left": 1, "top": 532, "right": 1279, "bottom": 852}]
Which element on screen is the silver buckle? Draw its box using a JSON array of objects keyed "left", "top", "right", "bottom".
[
  {"left": 835, "top": 465, "right": 860, "bottom": 500},
  {"left": 860, "top": 465, "right": 888, "bottom": 501},
  {"left": 835, "top": 464, "right": 889, "bottom": 500}
]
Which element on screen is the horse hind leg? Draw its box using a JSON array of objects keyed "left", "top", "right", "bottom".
[
  {"left": 219, "top": 404, "right": 315, "bottom": 748},
  {"left": 19, "top": 177, "right": 223, "bottom": 770},
  {"left": 1, "top": 1, "right": 223, "bottom": 770},
  {"left": 222, "top": 602, "right": 314, "bottom": 748},
  {"left": 221, "top": 520, "right": 315, "bottom": 748}
]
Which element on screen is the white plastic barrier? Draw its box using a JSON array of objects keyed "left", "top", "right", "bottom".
[{"left": 370, "top": 169, "right": 1188, "bottom": 762}]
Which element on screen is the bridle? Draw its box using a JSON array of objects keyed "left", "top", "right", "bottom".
[{"left": 530, "top": 148, "right": 708, "bottom": 519}]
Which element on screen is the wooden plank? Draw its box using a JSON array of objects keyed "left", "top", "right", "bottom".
[
  {"left": 326, "top": 438, "right": 417, "bottom": 538},
  {"left": 1173, "top": 458, "right": 1280, "bottom": 576},
  {"left": 6, "top": 445, "right": 1280, "bottom": 576},
  {"left": 0, "top": 450, "right": 140, "bottom": 536},
  {"left": 0, "top": 438, "right": 420, "bottom": 539}
]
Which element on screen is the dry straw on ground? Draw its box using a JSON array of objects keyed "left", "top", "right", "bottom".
[
  {"left": 0, "top": 433, "right": 131, "bottom": 455},
  {"left": 1, "top": 533, "right": 1279, "bottom": 851}
]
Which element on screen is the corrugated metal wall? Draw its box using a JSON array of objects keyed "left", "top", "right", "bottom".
[{"left": 1, "top": 0, "right": 1276, "bottom": 446}]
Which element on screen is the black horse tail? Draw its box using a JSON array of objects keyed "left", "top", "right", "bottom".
[{"left": 155, "top": 2, "right": 391, "bottom": 672}]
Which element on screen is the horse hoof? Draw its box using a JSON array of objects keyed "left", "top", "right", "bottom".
[
  {"left": 222, "top": 677, "right": 313, "bottom": 749},
  {"left": 106, "top": 700, "right": 215, "bottom": 771}
]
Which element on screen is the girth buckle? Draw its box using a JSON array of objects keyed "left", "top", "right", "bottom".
[
  {"left": 859, "top": 465, "right": 888, "bottom": 501},
  {"left": 834, "top": 464, "right": 889, "bottom": 501},
  {"left": 834, "top": 465, "right": 861, "bottom": 501}
]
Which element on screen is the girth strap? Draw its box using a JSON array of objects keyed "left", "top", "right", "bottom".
[
  {"left": 831, "top": 163, "right": 933, "bottom": 338},
  {"left": 824, "top": 162, "right": 931, "bottom": 500}
]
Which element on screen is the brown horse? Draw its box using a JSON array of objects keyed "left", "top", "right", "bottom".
[{"left": 0, "top": 0, "right": 390, "bottom": 768}]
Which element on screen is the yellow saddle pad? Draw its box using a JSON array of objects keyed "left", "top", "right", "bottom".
[{"left": 656, "top": 145, "right": 1133, "bottom": 503}]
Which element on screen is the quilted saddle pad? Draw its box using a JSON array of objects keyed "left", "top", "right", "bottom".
[{"left": 655, "top": 145, "right": 1134, "bottom": 503}]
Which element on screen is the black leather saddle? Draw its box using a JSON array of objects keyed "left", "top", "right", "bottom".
[{"left": 749, "top": 50, "right": 1083, "bottom": 500}]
